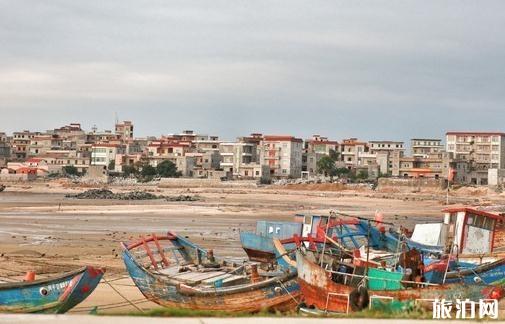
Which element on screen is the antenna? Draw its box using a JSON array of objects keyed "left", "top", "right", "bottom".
[{"left": 115, "top": 112, "right": 119, "bottom": 125}]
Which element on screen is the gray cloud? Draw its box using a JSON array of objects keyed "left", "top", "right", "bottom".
[{"left": 1, "top": 0, "right": 505, "bottom": 141}]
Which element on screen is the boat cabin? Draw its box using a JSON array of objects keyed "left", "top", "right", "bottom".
[
  {"left": 412, "top": 207, "right": 505, "bottom": 254},
  {"left": 442, "top": 207, "right": 504, "bottom": 254}
]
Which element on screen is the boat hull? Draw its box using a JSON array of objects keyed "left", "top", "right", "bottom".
[
  {"left": 122, "top": 248, "right": 300, "bottom": 313},
  {"left": 425, "top": 258, "right": 505, "bottom": 285},
  {"left": 296, "top": 250, "right": 503, "bottom": 313},
  {"left": 240, "top": 232, "right": 276, "bottom": 263},
  {"left": 0, "top": 266, "right": 104, "bottom": 314}
]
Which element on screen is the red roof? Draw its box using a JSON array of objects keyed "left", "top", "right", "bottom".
[
  {"left": 442, "top": 207, "right": 505, "bottom": 221},
  {"left": 26, "top": 158, "right": 43, "bottom": 163}
]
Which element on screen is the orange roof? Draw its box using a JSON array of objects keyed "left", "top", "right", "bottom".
[
  {"left": 26, "top": 158, "right": 43, "bottom": 163},
  {"left": 263, "top": 135, "right": 303, "bottom": 143}
]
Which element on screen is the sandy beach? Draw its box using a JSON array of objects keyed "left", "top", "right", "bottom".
[{"left": 0, "top": 180, "right": 504, "bottom": 315}]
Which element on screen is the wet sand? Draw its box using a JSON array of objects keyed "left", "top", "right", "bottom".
[{"left": 0, "top": 182, "right": 503, "bottom": 315}]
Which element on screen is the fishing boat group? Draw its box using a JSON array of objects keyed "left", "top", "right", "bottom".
[
  {"left": 120, "top": 206, "right": 505, "bottom": 315},
  {"left": 1, "top": 206, "right": 504, "bottom": 315}
]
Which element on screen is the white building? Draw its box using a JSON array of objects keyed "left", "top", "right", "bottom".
[
  {"left": 411, "top": 138, "right": 444, "bottom": 158},
  {"left": 446, "top": 132, "right": 505, "bottom": 185},
  {"left": 91, "top": 144, "right": 125, "bottom": 168}
]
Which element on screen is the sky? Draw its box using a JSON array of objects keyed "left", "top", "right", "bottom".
[{"left": 1, "top": 1, "right": 505, "bottom": 142}]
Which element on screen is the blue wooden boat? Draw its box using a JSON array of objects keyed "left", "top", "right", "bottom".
[
  {"left": 240, "top": 220, "right": 301, "bottom": 263},
  {"left": 240, "top": 215, "right": 382, "bottom": 263},
  {"left": 121, "top": 232, "right": 300, "bottom": 313},
  {"left": 424, "top": 257, "right": 505, "bottom": 285},
  {"left": 0, "top": 266, "right": 104, "bottom": 313}
]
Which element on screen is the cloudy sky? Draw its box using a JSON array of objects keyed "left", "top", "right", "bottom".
[{"left": 1, "top": 1, "right": 504, "bottom": 141}]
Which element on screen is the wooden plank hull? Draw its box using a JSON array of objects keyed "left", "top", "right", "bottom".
[
  {"left": 296, "top": 250, "right": 504, "bottom": 313},
  {"left": 122, "top": 248, "right": 300, "bottom": 313},
  {"left": 425, "top": 257, "right": 505, "bottom": 285},
  {"left": 0, "top": 266, "right": 104, "bottom": 314}
]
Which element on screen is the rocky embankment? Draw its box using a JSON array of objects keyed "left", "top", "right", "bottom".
[{"left": 65, "top": 188, "right": 200, "bottom": 201}]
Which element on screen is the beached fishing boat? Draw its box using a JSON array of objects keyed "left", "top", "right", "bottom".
[
  {"left": 424, "top": 257, "right": 505, "bottom": 285},
  {"left": 0, "top": 266, "right": 104, "bottom": 313},
  {"left": 121, "top": 232, "right": 300, "bottom": 313},
  {"left": 240, "top": 214, "right": 383, "bottom": 263},
  {"left": 296, "top": 249, "right": 505, "bottom": 314}
]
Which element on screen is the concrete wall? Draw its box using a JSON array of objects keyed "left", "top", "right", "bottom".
[
  {"left": 377, "top": 177, "right": 446, "bottom": 190},
  {"left": 0, "top": 173, "right": 36, "bottom": 182}
]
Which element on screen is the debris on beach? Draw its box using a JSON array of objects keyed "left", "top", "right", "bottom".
[
  {"left": 65, "top": 189, "right": 160, "bottom": 200},
  {"left": 65, "top": 188, "right": 200, "bottom": 201}
]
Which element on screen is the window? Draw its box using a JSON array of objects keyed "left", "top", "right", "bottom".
[{"left": 268, "top": 226, "right": 274, "bottom": 234}]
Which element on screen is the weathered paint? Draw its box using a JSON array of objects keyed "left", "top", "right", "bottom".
[
  {"left": 425, "top": 257, "right": 505, "bottom": 285},
  {"left": 122, "top": 234, "right": 301, "bottom": 313},
  {"left": 0, "top": 266, "right": 104, "bottom": 314},
  {"left": 240, "top": 232, "right": 276, "bottom": 263},
  {"left": 296, "top": 250, "right": 505, "bottom": 313}
]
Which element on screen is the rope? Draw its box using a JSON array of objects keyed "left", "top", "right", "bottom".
[
  {"left": 275, "top": 278, "right": 300, "bottom": 305},
  {"left": 102, "top": 277, "right": 144, "bottom": 312}
]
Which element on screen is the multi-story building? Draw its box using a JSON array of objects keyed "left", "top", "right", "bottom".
[
  {"left": 369, "top": 141, "right": 405, "bottom": 175},
  {"left": 11, "top": 131, "right": 39, "bottom": 160},
  {"left": 194, "top": 135, "right": 221, "bottom": 153},
  {"left": 115, "top": 121, "right": 134, "bottom": 140},
  {"left": 28, "top": 134, "right": 63, "bottom": 156},
  {"left": 261, "top": 135, "right": 303, "bottom": 178},
  {"left": 302, "top": 135, "right": 339, "bottom": 176},
  {"left": 339, "top": 138, "right": 369, "bottom": 169},
  {"left": 446, "top": 132, "right": 505, "bottom": 185},
  {"left": 392, "top": 151, "right": 452, "bottom": 179},
  {"left": 219, "top": 134, "right": 264, "bottom": 179},
  {"left": 411, "top": 138, "right": 444, "bottom": 158},
  {"left": 91, "top": 143, "right": 125, "bottom": 168}
]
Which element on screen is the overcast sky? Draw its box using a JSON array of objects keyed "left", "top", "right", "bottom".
[{"left": 1, "top": 1, "right": 504, "bottom": 141}]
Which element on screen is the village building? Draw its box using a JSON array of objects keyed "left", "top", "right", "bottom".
[
  {"left": 301, "top": 135, "right": 339, "bottom": 177},
  {"left": 446, "top": 132, "right": 505, "bottom": 185},
  {"left": 339, "top": 138, "right": 369, "bottom": 170},
  {"left": 91, "top": 143, "right": 126, "bottom": 169},
  {"left": 369, "top": 141, "right": 405, "bottom": 175},
  {"left": 219, "top": 134, "right": 265, "bottom": 179},
  {"left": 115, "top": 121, "right": 134, "bottom": 140},
  {"left": 261, "top": 135, "right": 303, "bottom": 178},
  {"left": 11, "top": 131, "right": 40, "bottom": 160},
  {"left": 411, "top": 138, "right": 444, "bottom": 158}
]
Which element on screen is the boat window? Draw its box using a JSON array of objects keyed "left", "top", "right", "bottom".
[
  {"left": 276, "top": 227, "right": 281, "bottom": 234},
  {"left": 268, "top": 226, "right": 274, "bottom": 234}
]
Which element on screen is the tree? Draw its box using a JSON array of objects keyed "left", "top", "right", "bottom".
[
  {"left": 108, "top": 159, "right": 115, "bottom": 171},
  {"left": 156, "top": 160, "right": 181, "bottom": 178},
  {"left": 329, "top": 149, "right": 340, "bottom": 161},
  {"left": 335, "top": 167, "right": 351, "bottom": 177},
  {"left": 62, "top": 165, "right": 78, "bottom": 176},
  {"left": 140, "top": 164, "right": 157, "bottom": 177},
  {"left": 317, "top": 156, "right": 337, "bottom": 178},
  {"left": 357, "top": 170, "right": 369, "bottom": 180},
  {"left": 122, "top": 165, "right": 137, "bottom": 177}
]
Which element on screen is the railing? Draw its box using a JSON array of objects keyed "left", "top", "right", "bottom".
[
  {"left": 369, "top": 295, "right": 393, "bottom": 309},
  {"left": 325, "top": 269, "right": 440, "bottom": 287},
  {"left": 325, "top": 292, "right": 350, "bottom": 314}
]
